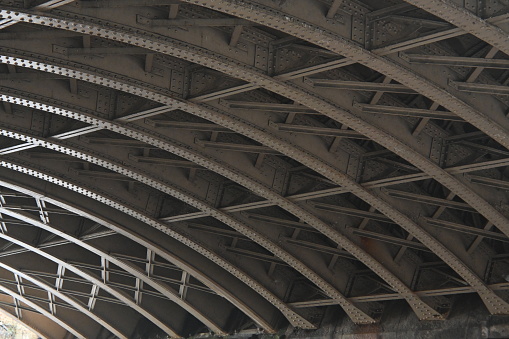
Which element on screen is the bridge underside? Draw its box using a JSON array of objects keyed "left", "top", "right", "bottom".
[{"left": 0, "top": 0, "right": 507, "bottom": 338}]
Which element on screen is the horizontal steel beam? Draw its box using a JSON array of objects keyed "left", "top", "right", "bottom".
[
  {"left": 351, "top": 228, "right": 429, "bottom": 251},
  {"left": 425, "top": 218, "right": 508, "bottom": 243},
  {"left": 401, "top": 53, "right": 509, "bottom": 69},
  {"left": 385, "top": 189, "right": 476, "bottom": 212},
  {"left": 355, "top": 103, "right": 460, "bottom": 121},
  {"left": 195, "top": 139, "right": 280, "bottom": 154},
  {"left": 268, "top": 121, "right": 367, "bottom": 139},
  {"left": 305, "top": 78, "right": 416, "bottom": 94}
]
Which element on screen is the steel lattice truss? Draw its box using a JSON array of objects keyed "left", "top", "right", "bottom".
[{"left": 0, "top": 0, "right": 504, "bottom": 337}]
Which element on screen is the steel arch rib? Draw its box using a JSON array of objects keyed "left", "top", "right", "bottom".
[
  {"left": 0, "top": 263, "right": 128, "bottom": 339},
  {"left": 163, "top": 1, "right": 509, "bottom": 239},
  {"left": 0, "top": 229, "right": 181, "bottom": 337},
  {"left": 0, "top": 14, "right": 506, "bottom": 255},
  {"left": 0, "top": 55, "right": 497, "bottom": 318},
  {"left": 0, "top": 88, "right": 445, "bottom": 321},
  {"left": 0, "top": 278, "right": 85, "bottom": 339},
  {"left": 0, "top": 10, "right": 506, "bottom": 315},
  {"left": 0, "top": 125, "right": 376, "bottom": 325},
  {"left": 0, "top": 173, "right": 286, "bottom": 333},
  {"left": 402, "top": 0, "right": 509, "bottom": 56},
  {"left": 179, "top": 0, "right": 509, "bottom": 146},
  {"left": 0, "top": 207, "right": 227, "bottom": 335}
]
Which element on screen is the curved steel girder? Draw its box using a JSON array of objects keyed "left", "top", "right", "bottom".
[
  {"left": 0, "top": 263, "right": 127, "bottom": 339},
  {"left": 0, "top": 221, "right": 181, "bottom": 337},
  {"left": 165, "top": 0, "right": 509, "bottom": 235},
  {"left": 15, "top": 1, "right": 503, "bottom": 313},
  {"left": 0, "top": 203, "right": 226, "bottom": 335},
  {"left": 0, "top": 51, "right": 495, "bottom": 318},
  {"left": 0, "top": 163, "right": 298, "bottom": 332},
  {"left": 0, "top": 173, "right": 285, "bottom": 332},
  {"left": 178, "top": 0, "right": 509, "bottom": 143},
  {"left": 0, "top": 87, "right": 445, "bottom": 321},
  {"left": 0, "top": 7, "right": 500, "bottom": 320},
  {"left": 0, "top": 10, "right": 505, "bottom": 255},
  {"left": 402, "top": 0, "right": 509, "bottom": 57},
  {"left": 115, "top": 0, "right": 509, "bottom": 245},
  {"left": 0, "top": 124, "right": 376, "bottom": 325},
  {"left": 0, "top": 273, "right": 85, "bottom": 338},
  {"left": 0, "top": 51, "right": 499, "bottom": 315}
]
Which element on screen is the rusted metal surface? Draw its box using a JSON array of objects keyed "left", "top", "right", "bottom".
[{"left": 0, "top": 0, "right": 506, "bottom": 337}]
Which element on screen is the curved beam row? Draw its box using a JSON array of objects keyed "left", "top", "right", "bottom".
[
  {"left": 0, "top": 263, "right": 127, "bottom": 338},
  {"left": 0, "top": 204, "right": 226, "bottom": 335},
  {"left": 0, "top": 174, "right": 292, "bottom": 333},
  {"left": 0, "top": 44, "right": 499, "bottom": 317},
  {"left": 0, "top": 159, "right": 302, "bottom": 331},
  {"left": 0, "top": 280, "right": 83, "bottom": 338},
  {"left": 0, "top": 126, "right": 375, "bottom": 325},
  {"left": 0, "top": 84, "right": 443, "bottom": 320},
  {"left": 167, "top": 0, "right": 509, "bottom": 242},
  {"left": 0, "top": 217, "right": 180, "bottom": 337},
  {"left": 0, "top": 50, "right": 500, "bottom": 315}
]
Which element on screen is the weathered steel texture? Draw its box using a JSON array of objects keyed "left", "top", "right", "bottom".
[
  {"left": 169, "top": 0, "right": 509, "bottom": 251},
  {"left": 0, "top": 0, "right": 505, "bottom": 336},
  {"left": 0, "top": 43, "right": 496, "bottom": 322},
  {"left": 402, "top": 0, "right": 509, "bottom": 56},
  {"left": 0, "top": 51, "right": 492, "bottom": 320},
  {"left": 0, "top": 205, "right": 226, "bottom": 335},
  {"left": 0, "top": 229, "right": 181, "bottom": 337}
]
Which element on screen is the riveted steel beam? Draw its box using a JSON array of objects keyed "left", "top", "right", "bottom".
[
  {"left": 305, "top": 78, "right": 417, "bottom": 94},
  {"left": 350, "top": 229, "right": 429, "bottom": 252},
  {"left": 139, "top": 17, "right": 253, "bottom": 27},
  {"left": 402, "top": 0, "right": 509, "bottom": 57},
  {"left": 384, "top": 189, "right": 477, "bottom": 213},
  {"left": 74, "top": 0, "right": 181, "bottom": 7},
  {"left": 268, "top": 122, "right": 367, "bottom": 139},
  {"left": 354, "top": 103, "right": 461, "bottom": 121},
  {"left": 155, "top": 0, "right": 509, "bottom": 251},
  {"left": 400, "top": 53, "right": 509, "bottom": 69},
  {"left": 195, "top": 139, "right": 280, "bottom": 154},
  {"left": 160, "top": 155, "right": 509, "bottom": 223},
  {"left": 174, "top": 0, "right": 509, "bottom": 154},
  {"left": 223, "top": 100, "right": 318, "bottom": 114},
  {"left": 114, "top": 1, "right": 509, "bottom": 314},
  {"left": 450, "top": 81, "right": 509, "bottom": 96},
  {"left": 424, "top": 218, "right": 508, "bottom": 243},
  {"left": 0, "top": 14, "right": 500, "bottom": 322},
  {"left": 291, "top": 282, "right": 509, "bottom": 308},
  {"left": 0, "top": 95, "right": 434, "bottom": 324},
  {"left": 468, "top": 175, "right": 509, "bottom": 190}
]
